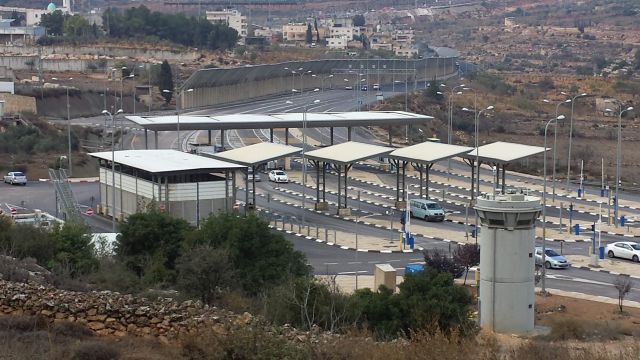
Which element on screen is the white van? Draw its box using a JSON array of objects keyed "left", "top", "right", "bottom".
[{"left": 409, "top": 199, "right": 445, "bottom": 222}]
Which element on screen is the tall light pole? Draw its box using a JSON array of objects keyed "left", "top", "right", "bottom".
[
  {"left": 562, "top": 92, "right": 588, "bottom": 194},
  {"left": 543, "top": 98, "right": 572, "bottom": 202},
  {"left": 439, "top": 83, "right": 465, "bottom": 180},
  {"left": 299, "top": 69, "right": 311, "bottom": 96},
  {"left": 321, "top": 74, "right": 333, "bottom": 92},
  {"left": 102, "top": 108, "right": 123, "bottom": 233},
  {"left": 542, "top": 114, "right": 566, "bottom": 295},
  {"left": 119, "top": 66, "right": 127, "bottom": 111},
  {"left": 52, "top": 77, "right": 74, "bottom": 176},
  {"left": 463, "top": 104, "right": 494, "bottom": 245},
  {"left": 286, "top": 89, "right": 320, "bottom": 226},
  {"left": 604, "top": 103, "right": 634, "bottom": 226},
  {"left": 163, "top": 88, "right": 193, "bottom": 151}
]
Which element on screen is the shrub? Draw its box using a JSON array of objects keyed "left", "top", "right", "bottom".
[
  {"left": 52, "top": 321, "right": 94, "bottom": 339},
  {"left": 72, "top": 341, "right": 120, "bottom": 360}
]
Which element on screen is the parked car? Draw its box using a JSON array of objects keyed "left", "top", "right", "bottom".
[
  {"left": 244, "top": 168, "right": 261, "bottom": 182},
  {"left": 344, "top": 85, "right": 353, "bottom": 90},
  {"left": 534, "top": 247, "right": 571, "bottom": 269},
  {"left": 373, "top": 83, "right": 381, "bottom": 90},
  {"left": 268, "top": 170, "right": 289, "bottom": 183},
  {"left": 360, "top": 85, "right": 368, "bottom": 91},
  {"left": 606, "top": 241, "right": 640, "bottom": 262},
  {"left": 409, "top": 199, "right": 445, "bottom": 222},
  {"left": 4, "top": 171, "right": 27, "bottom": 185}
]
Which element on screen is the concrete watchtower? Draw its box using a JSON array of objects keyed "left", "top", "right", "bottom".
[{"left": 475, "top": 191, "right": 541, "bottom": 334}]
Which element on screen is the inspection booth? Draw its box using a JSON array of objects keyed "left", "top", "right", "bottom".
[{"left": 90, "top": 150, "right": 245, "bottom": 226}]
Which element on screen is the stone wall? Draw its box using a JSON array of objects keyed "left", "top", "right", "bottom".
[{"left": 0, "top": 279, "right": 250, "bottom": 341}]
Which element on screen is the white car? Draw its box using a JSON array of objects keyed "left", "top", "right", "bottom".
[
  {"left": 268, "top": 170, "right": 289, "bottom": 183},
  {"left": 4, "top": 171, "right": 27, "bottom": 185},
  {"left": 606, "top": 241, "right": 640, "bottom": 262}
]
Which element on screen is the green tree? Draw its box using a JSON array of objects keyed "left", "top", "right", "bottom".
[
  {"left": 49, "top": 222, "right": 98, "bottom": 277},
  {"left": 40, "top": 10, "right": 65, "bottom": 36},
  {"left": 353, "top": 270, "right": 474, "bottom": 339},
  {"left": 423, "top": 248, "right": 463, "bottom": 277},
  {"left": 314, "top": 18, "right": 320, "bottom": 43},
  {"left": 305, "top": 23, "right": 313, "bottom": 44},
  {"left": 425, "top": 77, "right": 444, "bottom": 101},
  {"left": 176, "top": 245, "right": 236, "bottom": 304},
  {"left": 116, "top": 207, "right": 191, "bottom": 279},
  {"left": 159, "top": 60, "right": 174, "bottom": 104},
  {"left": 63, "top": 15, "right": 91, "bottom": 37},
  {"left": 186, "top": 213, "right": 309, "bottom": 294},
  {"left": 352, "top": 14, "right": 365, "bottom": 27},
  {"left": 453, "top": 244, "right": 480, "bottom": 285}
]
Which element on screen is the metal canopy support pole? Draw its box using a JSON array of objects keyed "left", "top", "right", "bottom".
[
  {"left": 344, "top": 164, "right": 351, "bottom": 208},
  {"left": 336, "top": 164, "right": 342, "bottom": 209},
  {"left": 244, "top": 169, "right": 249, "bottom": 215},
  {"left": 224, "top": 170, "right": 229, "bottom": 211},
  {"left": 418, "top": 164, "right": 424, "bottom": 198},
  {"left": 208, "top": 130, "right": 212, "bottom": 145},
  {"left": 154, "top": 131, "right": 158, "bottom": 149},
  {"left": 285, "top": 129, "right": 289, "bottom": 145},
  {"left": 144, "top": 129, "right": 148, "bottom": 149},
  {"left": 252, "top": 165, "right": 256, "bottom": 208},
  {"left": 394, "top": 159, "right": 400, "bottom": 201},
  {"left": 502, "top": 164, "right": 506, "bottom": 192},
  {"left": 347, "top": 126, "right": 352, "bottom": 141},
  {"left": 388, "top": 126, "right": 392, "bottom": 146},
  {"left": 401, "top": 160, "right": 406, "bottom": 200},
  {"left": 220, "top": 129, "right": 225, "bottom": 150},
  {"left": 330, "top": 127, "right": 334, "bottom": 145},
  {"left": 477, "top": 160, "right": 482, "bottom": 198},
  {"left": 231, "top": 170, "right": 236, "bottom": 205},
  {"left": 427, "top": 163, "right": 434, "bottom": 199},
  {"left": 322, "top": 162, "right": 326, "bottom": 202},
  {"left": 270, "top": 128, "right": 274, "bottom": 142},
  {"left": 314, "top": 160, "right": 320, "bottom": 204}
]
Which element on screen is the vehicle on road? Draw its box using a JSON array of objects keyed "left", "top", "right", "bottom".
[
  {"left": 373, "top": 84, "right": 380, "bottom": 90},
  {"left": 4, "top": 172, "right": 27, "bottom": 185},
  {"left": 344, "top": 85, "right": 353, "bottom": 90},
  {"left": 409, "top": 199, "right": 445, "bottom": 222},
  {"left": 268, "top": 170, "right": 289, "bottom": 183},
  {"left": 606, "top": 241, "right": 640, "bottom": 262},
  {"left": 244, "top": 168, "right": 261, "bottom": 182},
  {"left": 534, "top": 247, "right": 571, "bottom": 269},
  {"left": 360, "top": 85, "right": 368, "bottom": 91}
]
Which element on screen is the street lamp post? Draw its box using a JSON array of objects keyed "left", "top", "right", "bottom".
[
  {"left": 52, "top": 77, "right": 74, "bottom": 176},
  {"left": 542, "top": 114, "right": 566, "bottom": 295},
  {"left": 562, "top": 92, "right": 588, "bottom": 194},
  {"left": 286, "top": 90, "right": 320, "bottom": 225},
  {"left": 102, "top": 108, "right": 124, "bottom": 233},
  {"left": 163, "top": 88, "right": 194, "bottom": 151},
  {"left": 604, "top": 103, "right": 634, "bottom": 226},
  {"left": 543, "top": 98, "right": 572, "bottom": 202}
]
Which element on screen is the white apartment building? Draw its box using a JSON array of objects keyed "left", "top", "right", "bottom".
[
  {"left": 329, "top": 26, "right": 360, "bottom": 39},
  {"left": 206, "top": 9, "right": 248, "bottom": 39},
  {"left": 326, "top": 37, "right": 347, "bottom": 49}
]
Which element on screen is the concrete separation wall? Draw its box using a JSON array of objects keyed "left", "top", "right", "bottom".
[{"left": 181, "top": 57, "right": 458, "bottom": 108}]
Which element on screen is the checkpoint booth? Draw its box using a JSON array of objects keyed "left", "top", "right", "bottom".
[{"left": 90, "top": 150, "right": 244, "bottom": 226}]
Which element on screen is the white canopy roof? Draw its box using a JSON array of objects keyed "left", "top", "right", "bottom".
[
  {"left": 388, "top": 142, "right": 473, "bottom": 164},
  {"left": 465, "top": 141, "right": 548, "bottom": 163},
  {"left": 126, "top": 111, "right": 432, "bottom": 132},
  {"left": 90, "top": 150, "right": 245, "bottom": 174},
  {"left": 305, "top": 141, "right": 394, "bottom": 165},
  {"left": 202, "top": 142, "right": 301, "bottom": 166}
]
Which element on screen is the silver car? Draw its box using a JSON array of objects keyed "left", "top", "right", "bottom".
[
  {"left": 535, "top": 247, "right": 571, "bottom": 269},
  {"left": 4, "top": 171, "right": 27, "bottom": 185}
]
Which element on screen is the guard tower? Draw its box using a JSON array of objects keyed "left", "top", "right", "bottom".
[{"left": 475, "top": 191, "right": 541, "bottom": 334}]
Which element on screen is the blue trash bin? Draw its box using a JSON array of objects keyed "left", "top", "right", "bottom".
[
  {"left": 600, "top": 188, "right": 605, "bottom": 197},
  {"left": 621, "top": 216, "right": 626, "bottom": 227},
  {"left": 599, "top": 246, "right": 605, "bottom": 260},
  {"left": 574, "top": 224, "right": 580, "bottom": 235},
  {"left": 408, "top": 236, "right": 415, "bottom": 250},
  {"left": 471, "top": 229, "right": 477, "bottom": 238},
  {"left": 577, "top": 188, "right": 582, "bottom": 198}
]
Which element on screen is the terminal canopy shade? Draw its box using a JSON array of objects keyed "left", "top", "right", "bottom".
[
  {"left": 202, "top": 142, "right": 301, "bottom": 166},
  {"left": 305, "top": 141, "right": 394, "bottom": 165}
]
